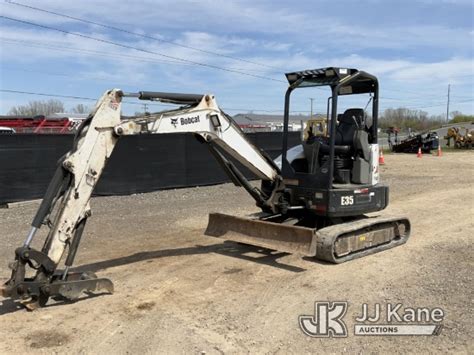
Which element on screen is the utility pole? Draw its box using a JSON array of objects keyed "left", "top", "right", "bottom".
[
  {"left": 309, "top": 98, "right": 315, "bottom": 119},
  {"left": 143, "top": 103, "right": 149, "bottom": 115},
  {"left": 446, "top": 84, "right": 450, "bottom": 123}
]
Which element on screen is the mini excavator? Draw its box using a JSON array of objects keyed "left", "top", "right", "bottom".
[{"left": 1, "top": 68, "right": 410, "bottom": 309}]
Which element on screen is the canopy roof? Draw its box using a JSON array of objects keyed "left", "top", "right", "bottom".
[{"left": 285, "top": 67, "right": 377, "bottom": 95}]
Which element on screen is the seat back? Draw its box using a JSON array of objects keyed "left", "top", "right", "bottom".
[{"left": 335, "top": 108, "right": 365, "bottom": 146}]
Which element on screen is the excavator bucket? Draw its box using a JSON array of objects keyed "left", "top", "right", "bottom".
[{"left": 205, "top": 213, "right": 318, "bottom": 256}]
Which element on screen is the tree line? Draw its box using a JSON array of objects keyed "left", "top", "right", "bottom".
[
  {"left": 379, "top": 108, "right": 473, "bottom": 132},
  {"left": 7, "top": 100, "right": 91, "bottom": 116},
  {"left": 378, "top": 108, "right": 444, "bottom": 132}
]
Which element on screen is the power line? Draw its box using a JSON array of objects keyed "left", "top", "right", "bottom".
[
  {"left": 419, "top": 98, "right": 473, "bottom": 109},
  {"left": 2, "top": 56, "right": 450, "bottom": 107},
  {"left": 2, "top": 63, "right": 467, "bottom": 112},
  {"left": 382, "top": 87, "right": 451, "bottom": 100},
  {"left": 10, "top": 1, "right": 474, "bottom": 102},
  {"left": 450, "top": 95, "right": 473, "bottom": 100},
  {"left": 0, "top": 89, "right": 172, "bottom": 107},
  {"left": 0, "top": 89, "right": 309, "bottom": 113},
  {"left": 4, "top": 0, "right": 284, "bottom": 71},
  {"left": 0, "top": 38, "right": 196, "bottom": 67},
  {"left": 3, "top": 31, "right": 455, "bottom": 106},
  {"left": 3, "top": 88, "right": 472, "bottom": 114},
  {"left": 0, "top": 15, "right": 286, "bottom": 83},
  {"left": 0, "top": 38, "right": 269, "bottom": 73},
  {"left": 0, "top": 63, "right": 291, "bottom": 106},
  {"left": 3, "top": 66, "right": 72, "bottom": 78},
  {"left": 383, "top": 84, "right": 474, "bottom": 102},
  {"left": 0, "top": 89, "right": 97, "bottom": 101},
  {"left": 377, "top": 95, "right": 446, "bottom": 104},
  {"left": 2, "top": 5, "right": 471, "bottom": 108},
  {"left": 380, "top": 98, "right": 473, "bottom": 110}
]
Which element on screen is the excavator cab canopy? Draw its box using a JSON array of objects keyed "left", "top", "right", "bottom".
[
  {"left": 280, "top": 67, "right": 379, "bottom": 189},
  {"left": 285, "top": 67, "right": 377, "bottom": 95}
]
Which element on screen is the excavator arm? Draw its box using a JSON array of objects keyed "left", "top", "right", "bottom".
[
  {"left": 1, "top": 89, "right": 286, "bottom": 309},
  {"left": 115, "top": 90, "right": 282, "bottom": 208}
]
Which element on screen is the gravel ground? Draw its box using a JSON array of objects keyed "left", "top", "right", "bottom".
[{"left": 0, "top": 151, "right": 473, "bottom": 354}]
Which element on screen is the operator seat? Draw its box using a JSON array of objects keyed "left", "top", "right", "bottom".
[
  {"left": 302, "top": 108, "right": 371, "bottom": 184},
  {"left": 303, "top": 109, "right": 362, "bottom": 174},
  {"left": 335, "top": 108, "right": 371, "bottom": 184},
  {"left": 335, "top": 108, "right": 364, "bottom": 146},
  {"left": 335, "top": 108, "right": 370, "bottom": 159}
]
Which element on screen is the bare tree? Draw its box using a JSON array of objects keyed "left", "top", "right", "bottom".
[
  {"left": 8, "top": 100, "right": 65, "bottom": 116},
  {"left": 71, "top": 103, "right": 91, "bottom": 114},
  {"left": 379, "top": 107, "right": 445, "bottom": 132}
]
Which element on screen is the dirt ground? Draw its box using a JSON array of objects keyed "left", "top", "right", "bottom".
[{"left": 0, "top": 151, "right": 472, "bottom": 354}]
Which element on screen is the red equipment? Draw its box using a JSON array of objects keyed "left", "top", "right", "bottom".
[{"left": 0, "top": 115, "right": 73, "bottom": 134}]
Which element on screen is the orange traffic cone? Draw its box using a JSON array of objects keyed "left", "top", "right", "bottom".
[
  {"left": 417, "top": 147, "right": 422, "bottom": 158},
  {"left": 437, "top": 145, "right": 442, "bottom": 157},
  {"left": 379, "top": 147, "right": 385, "bottom": 165}
]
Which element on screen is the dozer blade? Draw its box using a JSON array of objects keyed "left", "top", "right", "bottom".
[
  {"left": 205, "top": 213, "right": 318, "bottom": 257},
  {"left": 316, "top": 215, "right": 411, "bottom": 264}
]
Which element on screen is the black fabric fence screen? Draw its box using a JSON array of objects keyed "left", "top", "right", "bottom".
[{"left": 0, "top": 132, "right": 301, "bottom": 204}]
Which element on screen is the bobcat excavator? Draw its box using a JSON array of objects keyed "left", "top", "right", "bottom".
[{"left": 1, "top": 68, "right": 410, "bottom": 309}]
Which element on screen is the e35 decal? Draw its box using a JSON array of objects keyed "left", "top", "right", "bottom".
[{"left": 341, "top": 196, "right": 354, "bottom": 205}]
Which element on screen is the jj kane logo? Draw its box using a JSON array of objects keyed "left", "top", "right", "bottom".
[
  {"left": 299, "top": 302, "right": 348, "bottom": 337},
  {"left": 299, "top": 302, "right": 444, "bottom": 337}
]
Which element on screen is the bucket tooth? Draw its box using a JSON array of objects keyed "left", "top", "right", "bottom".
[{"left": 205, "top": 213, "right": 317, "bottom": 257}]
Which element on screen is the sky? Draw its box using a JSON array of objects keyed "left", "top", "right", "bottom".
[{"left": 0, "top": 0, "right": 473, "bottom": 117}]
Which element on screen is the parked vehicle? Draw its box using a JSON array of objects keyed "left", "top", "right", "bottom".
[
  {"left": 387, "top": 127, "right": 439, "bottom": 153},
  {"left": 445, "top": 127, "right": 473, "bottom": 149},
  {"left": 0, "top": 126, "right": 16, "bottom": 134}
]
